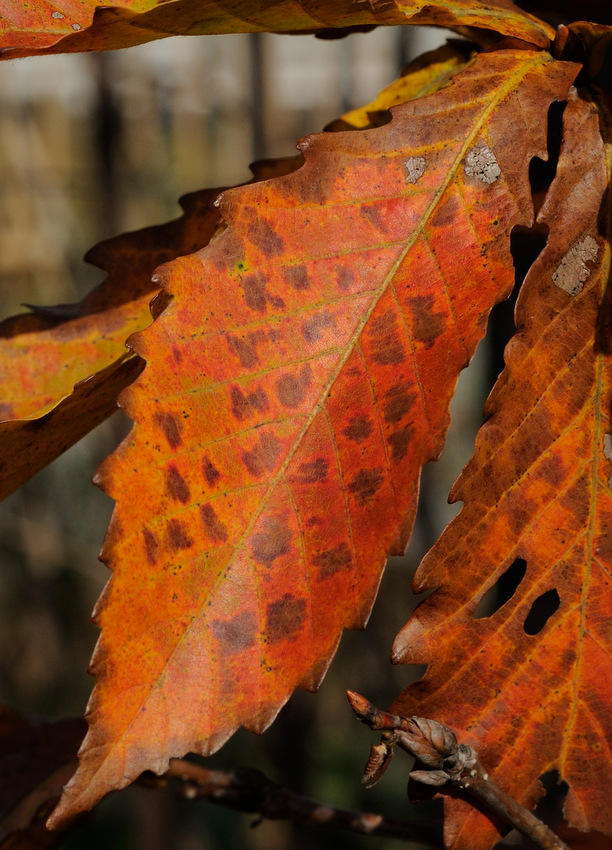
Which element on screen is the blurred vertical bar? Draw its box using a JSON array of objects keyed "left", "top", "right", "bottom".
[
  {"left": 91, "top": 53, "right": 122, "bottom": 239},
  {"left": 249, "top": 32, "right": 267, "bottom": 162}
]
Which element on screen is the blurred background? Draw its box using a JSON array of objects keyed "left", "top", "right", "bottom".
[{"left": 0, "top": 25, "right": 499, "bottom": 850}]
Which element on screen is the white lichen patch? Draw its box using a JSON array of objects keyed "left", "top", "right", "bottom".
[
  {"left": 405, "top": 156, "right": 426, "bottom": 184},
  {"left": 552, "top": 235, "right": 598, "bottom": 296},
  {"left": 51, "top": 10, "right": 65, "bottom": 18},
  {"left": 464, "top": 145, "right": 500, "bottom": 184}
]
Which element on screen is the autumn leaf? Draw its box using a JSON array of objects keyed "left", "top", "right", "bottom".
[
  {"left": 47, "top": 49, "right": 579, "bottom": 826},
  {"left": 0, "top": 40, "right": 469, "bottom": 501},
  {"left": 0, "top": 0, "right": 554, "bottom": 58},
  {"left": 390, "top": 88, "right": 612, "bottom": 848}
]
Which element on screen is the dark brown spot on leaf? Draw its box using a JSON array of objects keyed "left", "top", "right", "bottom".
[
  {"left": 249, "top": 218, "right": 285, "bottom": 257},
  {"left": 290, "top": 457, "right": 328, "bottom": 484},
  {"left": 248, "top": 387, "right": 270, "bottom": 413},
  {"left": 231, "top": 386, "right": 249, "bottom": 421},
  {"left": 302, "top": 311, "right": 335, "bottom": 344},
  {"left": 200, "top": 503, "right": 229, "bottom": 543},
  {"left": 242, "top": 272, "right": 267, "bottom": 313},
  {"left": 368, "top": 309, "right": 407, "bottom": 365},
  {"left": 165, "top": 464, "right": 191, "bottom": 504},
  {"left": 227, "top": 331, "right": 265, "bottom": 369},
  {"left": 348, "top": 468, "right": 384, "bottom": 506},
  {"left": 536, "top": 455, "right": 565, "bottom": 488},
  {"left": 266, "top": 593, "right": 307, "bottom": 643},
  {"left": 143, "top": 528, "right": 159, "bottom": 565},
  {"left": 389, "top": 426, "right": 413, "bottom": 463},
  {"left": 313, "top": 541, "right": 353, "bottom": 580},
  {"left": 343, "top": 415, "right": 373, "bottom": 443},
  {"left": 305, "top": 515, "right": 323, "bottom": 527},
  {"left": 155, "top": 411, "right": 183, "bottom": 449},
  {"left": 383, "top": 384, "right": 416, "bottom": 424},
  {"left": 167, "top": 518, "right": 193, "bottom": 550},
  {"left": 203, "top": 456, "right": 221, "bottom": 486},
  {"left": 361, "top": 204, "right": 388, "bottom": 232},
  {"left": 213, "top": 610, "right": 258, "bottom": 655},
  {"left": 336, "top": 266, "right": 355, "bottom": 291},
  {"left": 409, "top": 294, "right": 446, "bottom": 348},
  {"left": 276, "top": 364, "right": 312, "bottom": 409},
  {"left": 251, "top": 514, "right": 292, "bottom": 566},
  {"left": 282, "top": 264, "right": 310, "bottom": 290},
  {"left": 243, "top": 432, "right": 283, "bottom": 477},
  {"left": 230, "top": 385, "right": 269, "bottom": 421},
  {"left": 172, "top": 345, "right": 183, "bottom": 364}
]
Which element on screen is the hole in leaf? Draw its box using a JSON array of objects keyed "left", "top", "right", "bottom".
[
  {"left": 510, "top": 229, "right": 549, "bottom": 289},
  {"left": 487, "top": 101, "right": 566, "bottom": 387},
  {"left": 486, "top": 230, "right": 547, "bottom": 386},
  {"left": 523, "top": 589, "right": 560, "bottom": 635},
  {"left": 529, "top": 100, "right": 565, "bottom": 209},
  {"left": 473, "top": 559, "right": 526, "bottom": 619}
]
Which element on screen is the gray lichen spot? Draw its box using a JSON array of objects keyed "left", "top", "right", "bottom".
[
  {"left": 552, "top": 235, "right": 598, "bottom": 296},
  {"left": 464, "top": 145, "right": 500, "bottom": 184},
  {"left": 604, "top": 433, "right": 612, "bottom": 486},
  {"left": 405, "top": 156, "right": 426, "bottom": 184}
]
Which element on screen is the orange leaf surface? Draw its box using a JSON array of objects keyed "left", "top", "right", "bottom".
[
  {"left": 391, "top": 88, "right": 612, "bottom": 848},
  {"left": 0, "top": 41, "right": 468, "bottom": 500},
  {"left": 0, "top": 0, "right": 553, "bottom": 58},
  {"left": 48, "top": 50, "right": 579, "bottom": 825}
]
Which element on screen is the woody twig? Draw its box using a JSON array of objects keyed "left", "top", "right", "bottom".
[
  {"left": 140, "top": 757, "right": 442, "bottom": 845},
  {"left": 347, "top": 690, "right": 570, "bottom": 850}
]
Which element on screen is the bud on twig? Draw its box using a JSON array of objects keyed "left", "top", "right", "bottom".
[{"left": 347, "top": 691, "right": 571, "bottom": 850}]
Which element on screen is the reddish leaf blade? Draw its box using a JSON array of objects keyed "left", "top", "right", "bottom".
[
  {"left": 0, "top": 0, "right": 554, "bottom": 58},
  {"left": 50, "top": 51, "right": 578, "bottom": 826},
  {"left": 391, "top": 89, "right": 612, "bottom": 848},
  {"left": 0, "top": 43, "right": 469, "bottom": 500}
]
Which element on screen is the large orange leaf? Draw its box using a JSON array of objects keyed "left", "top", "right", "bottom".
[
  {"left": 0, "top": 0, "right": 553, "bottom": 58},
  {"left": 391, "top": 88, "right": 612, "bottom": 848},
  {"left": 0, "top": 41, "right": 469, "bottom": 501},
  {"left": 48, "top": 49, "right": 579, "bottom": 826}
]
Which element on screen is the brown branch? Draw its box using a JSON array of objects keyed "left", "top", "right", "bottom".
[
  {"left": 347, "top": 691, "right": 571, "bottom": 850},
  {"left": 138, "top": 758, "right": 442, "bottom": 845}
]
